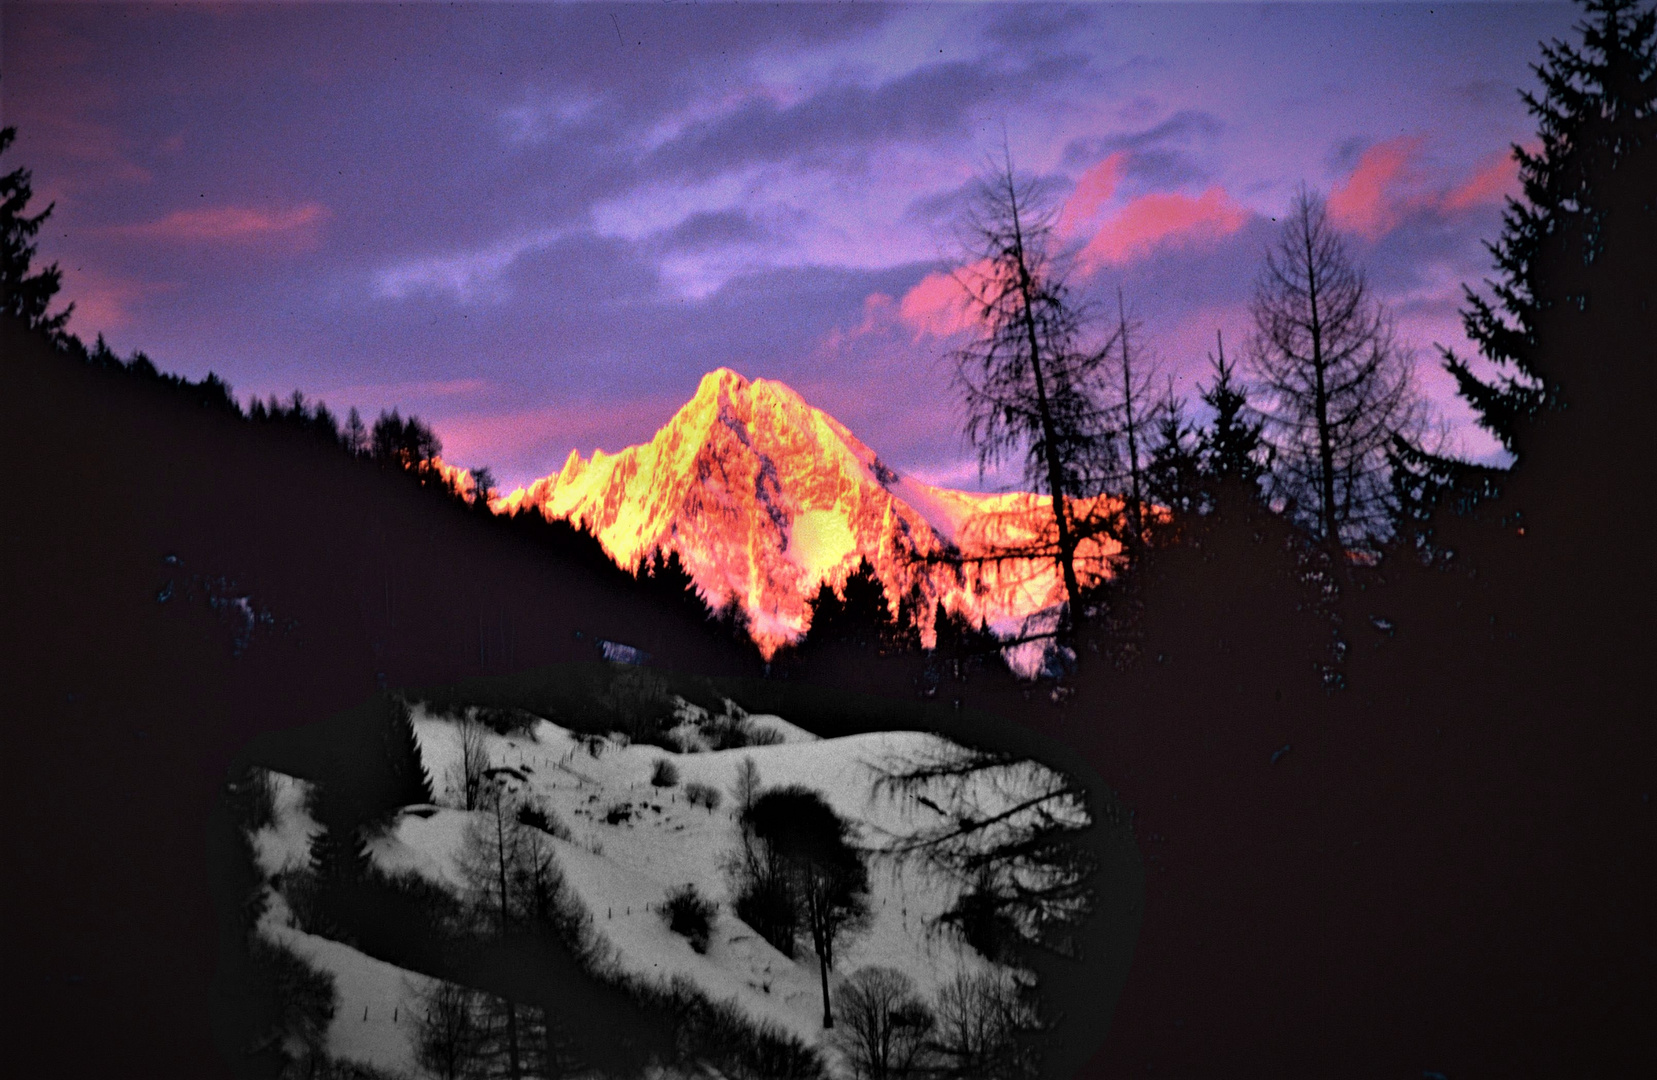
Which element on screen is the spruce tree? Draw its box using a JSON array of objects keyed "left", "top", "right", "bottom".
[
  {"left": 1197, "top": 331, "right": 1267, "bottom": 493},
  {"left": 1144, "top": 383, "right": 1204, "bottom": 521},
  {"left": 381, "top": 697, "right": 435, "bottom": 808},
  {"left": 803, "top": 558, "right": 892, "bottom": 650},
  {"left": 1439, "top": 0, "right": 1656, "bottom": 462},
  {"left": 0, "top": 127, "right": 72, "bottom": 338}
]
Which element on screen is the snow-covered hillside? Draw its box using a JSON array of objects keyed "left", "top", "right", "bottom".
[{"left": 245, "top": 702, "right": 1069, "bottom": 1076}]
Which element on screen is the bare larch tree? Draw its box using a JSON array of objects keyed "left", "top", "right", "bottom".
[
  {"left": 1248, "top": 187, "right": 1422, "bottom": 547},
  {"left": 951, "top": 152, "right": 1121, "bottom": 624}
]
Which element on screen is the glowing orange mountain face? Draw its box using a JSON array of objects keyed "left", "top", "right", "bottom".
[{"left": 491, "top": 369, "right": 1119, "bottom": 657}]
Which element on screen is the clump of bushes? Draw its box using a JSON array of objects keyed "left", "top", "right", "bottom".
[
  {"left": 661, "top": 883, "right": 717, "bottom": 953},
  {"left": 701, "top": 710, "right": 785, "bottom": 750},
  {"left": 604, "top": 803, "right": 633, "bottom": 825},
  {"left": 472, "top": 705, "right": 538, "bottom": 736},
  {"left": 650, "top": 758, "right": 680, "bottom": 787},
  {"left": 664, "top": 977, "right": 828, "bottom": 1079},
  {"left": 683, "top": 782, "right": 722, "bottom": 811},
  {"left": 516, "top": 798, "right": 572, "bottom": 841}
]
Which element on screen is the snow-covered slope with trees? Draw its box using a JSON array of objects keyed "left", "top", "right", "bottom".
[{"left": 245, "top": 703, "right": 1069, "bottom": 1076}]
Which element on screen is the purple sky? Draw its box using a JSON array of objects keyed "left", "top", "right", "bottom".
[{"left": 6, "top": 2, "right": 1573, "bottom": 492}]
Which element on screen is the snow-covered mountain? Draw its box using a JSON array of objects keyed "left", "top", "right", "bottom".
[{"left": 493, "top": 369, "right": 1118, "bottom": 656}]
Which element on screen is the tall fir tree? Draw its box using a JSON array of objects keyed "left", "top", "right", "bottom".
[
  {"left": 1438, "top": 0, "right": 1655, "bottom": 462},
  {"left": 1, "top": 127, "right": 72, "bottom": 339},
  {"left": 381, "top": 697, "right": 436, "bottom": 809}
]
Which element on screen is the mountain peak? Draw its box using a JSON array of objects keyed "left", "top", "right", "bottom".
[
  {"left": 694, "top": 367, "right": 751, "bottom": 400},
  {"left": 496, "top": 371, "right": 1117, "bottom": 657}
]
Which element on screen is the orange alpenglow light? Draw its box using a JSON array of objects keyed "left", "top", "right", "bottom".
[{"left": 492, "top": 369, "right": 1120, "bottom": 657}]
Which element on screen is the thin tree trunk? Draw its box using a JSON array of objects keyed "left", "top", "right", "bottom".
[
  {"left": 1303, "top": 220, "right": 1337, "bottom": 545},
  {"left": 494, "top": 803, "right": 522, "bottom": 1079},
  {"left": 1118, "top": 288, "right": 1144, "bottom": 547},
  {"left": 1008, "top": 194, "right": 1083, "bottom": 622}
]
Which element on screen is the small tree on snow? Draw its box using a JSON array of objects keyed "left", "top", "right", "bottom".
[
  {"left": 930, "top": 969, "right": 1039, "bottom": 1079},
  {"left": 413, "top": 979, "right": 485, "bottom": 1080},
  {"left": 730, "top": 756, "right": 762, "bottom": 817},
  {"left": 830, "top": 966, "right": 935, "bottom": 1080},
  {"left": 447, "top": 719, "right": 489, "bottom": 811},
  {"left": 743, "top": 786, "right": 872, "bottom": 1029}
]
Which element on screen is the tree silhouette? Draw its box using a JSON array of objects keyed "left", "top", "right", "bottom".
[
  {"left": 0, "top": 126, "right": 72, "bottom": 339},
  {"left": 802, "top": 558, "right": 894, "bottom": 651},
  {"left": 949, "top": 152, "right": 1122, "bottom": 625},
  {"left": 1143, "top": 380, "right": 1204, "bottom": 523},
  {"left": 1105, "top": 289, "right": 1157, "bottom": 547},
  {"left": 1197, "top": 331, "right": 1268, "bottom": 493},
  {"left": 1248, "top": 188, "right": 1424, "bottom": 548},
  {"left": 743, "top": 786, "right": 871, "bottom": 1029}
]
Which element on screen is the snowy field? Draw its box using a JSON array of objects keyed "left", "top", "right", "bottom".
[{"left": 247, "top": 701, "right": 1061, "bottom": 1076}]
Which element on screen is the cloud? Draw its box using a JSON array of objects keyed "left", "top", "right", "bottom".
[
  {"left": 113, "top": 203, "right": 329, "bottom": 248},
  {"left": 1328, "top": 135, "right": 1428, "bottom": 240},
  {"left": 59, "top": 266, "right": 175, "bottom": 336},
  {"left": 653, "top": 208, "right": 771, "bottom": 252},
  {"left": 897, "top": 262, "right": 985, "bottom": 339},
  {"left": 1060, "top": 109, "right": 1224, "bottom": 169},
  {"left": 643, "top": 56, "right": 1081, "bottom": 182},
  {"left": 318, "top": 377, "right": 491, "bottom": 404},
  {"left": 373, "top": 229, "right": 563, "bottom": 302},
  {"left": 1075, "top": 187, "right": 1251, "bottom": 272},
  {"left": 1057, "top": 153, "right": 1126, "bottom": 237},
  {"left": 1328, "top": 136, "right": 1524, "bottom": 240},
  {"left": 1442, "top": 148, "right": 1520, "bottom": 211}
]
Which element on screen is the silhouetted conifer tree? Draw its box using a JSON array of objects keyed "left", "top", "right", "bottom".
[
  {"left": 803, "top": 558, "right": 896, "bottom": 652},
  {"left": 1197, "top": 332, "right": 1268, "bottom": 493},
  {"left": 639, "top": 548, "right": 712, "bottom": 623},
  {"left": 1443, "top": 0, "right": 1655, "bottom": 455},
  {"left": 1144, "top": 382, "right": 1204, "bottom": 523},
  {"left": 0, "top": 126, "right": 71, "bottom": 339},
  {"left": 343, "top": 406, "right": 369, "bottom": 457},
  {"left": 381, "top": 698, "right": 436, "bottom": 809}
]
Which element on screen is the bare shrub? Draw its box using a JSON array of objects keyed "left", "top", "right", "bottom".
[
  {"left": 931, "top": 969, "right": 1039, "bottom": 1079},
  {"left": 684, "top": 781, "right": 722, "bottom": 812},
  {"left": 650, "top": 758, "right": 680, "bottom": 787},
  {"left": 661, "top": 883, "right": 717, "bottom": 953},
  {"left": 444, "top": 720, "right": 489, "bottom": 811},
  {"left": 730, "top": 756, "right": 762, "bottom": 816},
  {"left": 516, "top": 797, "right": 572, "bottom": 841},
  {"left": 830, "top": 966, "right": 935, "bottom": 1079}
]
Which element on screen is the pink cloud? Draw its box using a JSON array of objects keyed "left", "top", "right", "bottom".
[
  {"left": 897, "top": 265, "right": 979, "bottom": 338},
  {"left": 1057, "top": 152, "right": 1126, "bottom": 238},
  {"left": 1442, "top": 149, "right": 1520, "bottom": 212},
  {"left": 114, "top": 203, "right": 329, "bottom": 249},
  {"left": 1328, "top": 135, "right": 1429, "bottom": 240},
  {"left": 59, "top": 266, "right": 176, "bottom": 335},
  {"left": 1076, "top": 187, "right": 1250, "bottom": 271},
  {"left": 1329, "top": 137, "right": 1529, "bottom": 239}
]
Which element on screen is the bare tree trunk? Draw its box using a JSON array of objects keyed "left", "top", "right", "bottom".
[
  {"left": 1301, "top": 217, "right": 1338, "bottom": 546},
  {"left": 493, "top": 798, "right": 522, "bottom": 1079},
  {"left": 1009, "top": 194, "right": 1082, "bottom": 622},
  {"left": 1118, "top": 288, "right": 1145, "bottom": 548}
]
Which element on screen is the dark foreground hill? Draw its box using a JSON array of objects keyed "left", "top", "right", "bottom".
[{"left": 0, "top": 318, "right": 758, "bottom": 1079}]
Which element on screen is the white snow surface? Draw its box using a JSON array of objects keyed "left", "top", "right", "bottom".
[
  {"left": 408, "top": 707, "right": 1003, "bottom": 1045},
  {"left": 249, "top": 705, "right": 1061, "bottom": 1068}
]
